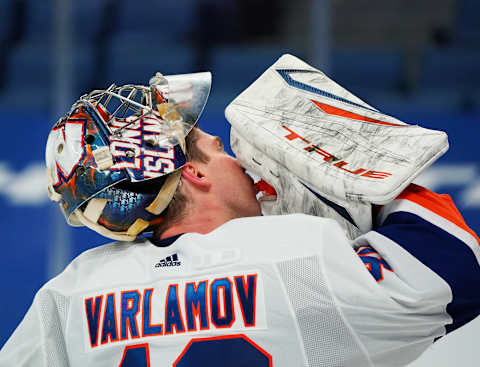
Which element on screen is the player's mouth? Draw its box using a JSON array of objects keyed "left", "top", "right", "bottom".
[{"left": 245, "top": 170, "right": 277, "bottom": 202}]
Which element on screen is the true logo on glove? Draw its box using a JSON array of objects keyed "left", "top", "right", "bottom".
[{"left": 282, "top": 126, "right": 392, "bottom": 179}]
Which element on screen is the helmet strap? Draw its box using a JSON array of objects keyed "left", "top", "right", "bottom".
[
  {"left": 145, "top": 170, "right": 181, "bottom": 215},
  {"left": 74, "top": 203, "right": 150, "bottom": 242},
  {"left": 46, "top": 167, "right": 62, "bottom": 202}
]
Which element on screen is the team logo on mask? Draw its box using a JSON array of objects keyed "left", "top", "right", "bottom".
[
  {"left": 50, "top": 119, "right": 86, "bottom": 187},
  {"left": 108, "top": 115, "right": 184, "bottom": 180}
]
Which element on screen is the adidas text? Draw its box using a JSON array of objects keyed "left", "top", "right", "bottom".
[{"left": 155, "top": 254, "right": 181, "bottom": 268}]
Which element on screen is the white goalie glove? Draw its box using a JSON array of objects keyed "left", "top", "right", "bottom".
[{"left": 225, "top": 54, "right": 448, "bottom": 239}]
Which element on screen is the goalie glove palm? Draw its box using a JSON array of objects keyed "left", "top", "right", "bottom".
[{"left": 226, "top": 54, "right": 448, "bottom": 238}]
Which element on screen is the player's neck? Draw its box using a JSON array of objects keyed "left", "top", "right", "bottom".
[{"left": 158, "top": 206, "right": 239, "bottom": 239}]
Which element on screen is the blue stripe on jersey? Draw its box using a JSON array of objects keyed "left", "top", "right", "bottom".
[{"left": 376, "top": 211, "right": 480, "bottom": 333}]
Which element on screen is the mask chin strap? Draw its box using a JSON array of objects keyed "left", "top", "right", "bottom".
[
  {"left": 46, "top": 167, "right": 62, "bottom": 202},
  {"left": 73, "top": 169, "right": 182, "bottom": 242},
  {"left": 73, "top": 201, "right": 149, "bottom": 242},
  {"left": 145, "top": 170, "right": 181, "bottom": 215}
]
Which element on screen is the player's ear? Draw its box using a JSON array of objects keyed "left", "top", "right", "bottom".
[{"left": 181, "top": 162, "right": 211, "bottom": 189}]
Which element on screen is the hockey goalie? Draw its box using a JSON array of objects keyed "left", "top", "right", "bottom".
[{"left": 0, "top": 54, "right": 478, "bottom": 367}]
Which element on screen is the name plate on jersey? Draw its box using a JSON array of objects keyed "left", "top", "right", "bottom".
[{"left": 82, "top": 270, "right": 267, "bottom": 350}]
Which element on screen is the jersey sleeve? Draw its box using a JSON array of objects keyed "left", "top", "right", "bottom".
[
  {"left": 373, "top": 183, "right": 480, "bottom": 332},
  {"left": 323, "top": 184, "right": 480, "bottom": 366},
  {"left": 0, "top": 288, "right": 70, "bottom": 367}
]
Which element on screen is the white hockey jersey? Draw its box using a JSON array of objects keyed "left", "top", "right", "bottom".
[{"left": 1, "top": 185, "right": 479, "bottom": 367}]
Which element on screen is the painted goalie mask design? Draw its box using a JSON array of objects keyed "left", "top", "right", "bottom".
[{"left": 45, "top": 72, "right": 211, "bottom": 241}]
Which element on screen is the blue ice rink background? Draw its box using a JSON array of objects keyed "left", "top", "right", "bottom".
[{"left": 0, "top": 0, "right": 479, "bottom": 365}]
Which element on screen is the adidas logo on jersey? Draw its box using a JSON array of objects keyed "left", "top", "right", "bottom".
[{"left": 155, "top": 253, "right": 181, "bottom": 268}]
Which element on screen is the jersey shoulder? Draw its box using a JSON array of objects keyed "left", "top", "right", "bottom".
[
  {"left": 188, "top": 214, "right": 350, "bottom": 264},
  {"left": 42, "top": 214, "right": 349, "bottom": 293},
  {"left": 41, "top": 239, "right": 151, "bottom": 295}
]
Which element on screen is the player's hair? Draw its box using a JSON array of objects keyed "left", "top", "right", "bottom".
[{"left": 153, "top": 127, "right": 210, "bottom": 235}]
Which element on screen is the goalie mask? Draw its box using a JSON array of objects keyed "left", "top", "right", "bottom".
[{"left": 45, "top": 72, "right": 211, "bottom": 241}]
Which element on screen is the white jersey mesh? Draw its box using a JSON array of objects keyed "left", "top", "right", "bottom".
[
  {"left": 1, "top": 214, "right": 462, "bottom": 367},
  {"left": 276, "top": 255, "right": 371, "bottom": 367},
  {"left": 37, "top": 291, "right": 70, "bottom": 367}
]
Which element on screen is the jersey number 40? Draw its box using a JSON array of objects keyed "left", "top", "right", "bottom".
[{"left": 118, "top": 334, "right": 272, "bottom": 366}]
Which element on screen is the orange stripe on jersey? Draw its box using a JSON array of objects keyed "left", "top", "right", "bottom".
[{"left": 396, "top": 184, "right": 480, "bottom": 246}]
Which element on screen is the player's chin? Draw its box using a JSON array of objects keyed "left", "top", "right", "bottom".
[
  {"left": 250, "top": 198, "right": 262, "bottom": 216},
  {"left": 243, "top": 184, "right": 262, "bottom": 215},
  {"left": 235, "top": 193, "right": 261, "bottom": 217}
]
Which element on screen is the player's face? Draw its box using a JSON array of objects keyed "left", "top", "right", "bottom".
[{"left": 194, "top": 129, "right": 261, "bottom": 218}]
